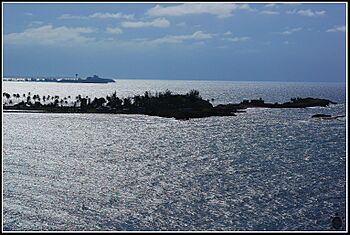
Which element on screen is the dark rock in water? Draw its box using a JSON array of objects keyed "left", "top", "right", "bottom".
[
  {"left": 312, "top": 114, "right": 332, "bottom": 118},
  {"left": 236, "top": 97, "right": 337, "bottom": 109},
  {"left": 311, "top": 114, "right": 345, "bottom": 119}
]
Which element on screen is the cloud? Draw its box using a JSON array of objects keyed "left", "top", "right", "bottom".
[
  {"left": 28, "top": 21, "right": 44, "bottom": 27},
  {"left": 25, "top": 12, "right": 33, "bottom": 16},
  {"left": 264, "top": 3, "right": 278, "bottom": 8},
  {"left": 137, "top": 31, "right": 214, "bottom": 45},
  {"left": 89, "top": 12, "right": 134, "bottom": 20},
  {"left": 121, "top": 18, "right": 170, "bottom": 28},
  {"left": 223, "top": 36, "right": 250, "bottom": 42},
  {"left": 260, "top": 10, "right": 280, "bottom": 15},
  {"left": 58, "top": 14, "right": 88, "bottom": 20},
  {"left": 106, "top": 27, "right": 123, "bottom": 34},
  {"left": 286, "top": 9, "right": 326, "bottom": 17},
  {"left": 223, "top": 31, "right": 232, "bottom": 35},
  {"left": 146, "top": 3, "right": 255, "bottom": 18},
  {"left": 58, "top": 12, "right": 134, "bottom": 20},
  {"left": 4, "top": 25, "right": 96, "bottom": 46},
  {"left": 326, "top": 25, "right": 346, "bottom": 33},
  {"left": 277, "top": 27, "right": 302, "bottom": 35}
]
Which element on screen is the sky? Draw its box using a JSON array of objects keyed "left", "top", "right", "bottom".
[{"left": 2, "top": 2, "right": 347, "bottom": 82}]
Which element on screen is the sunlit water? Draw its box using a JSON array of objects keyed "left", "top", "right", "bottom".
[{"left": 2, "top": 80, "right": 347, "bottom": 231}]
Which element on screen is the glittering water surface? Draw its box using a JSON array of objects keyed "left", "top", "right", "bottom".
[{"left": 2, "top": 80, "right": 347, "bottom": 231}]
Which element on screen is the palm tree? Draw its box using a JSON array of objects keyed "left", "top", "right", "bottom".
[
  {"left": 3, "top": 92, "right": 10, "bottom": 100},
  {"left": 123, "top": 97, "right": 131, "bottom": 107}
]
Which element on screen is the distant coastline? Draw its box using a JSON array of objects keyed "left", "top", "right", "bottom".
[
  {"left": 3, "top": 77, "right": 345, "bottom": 84},
  {"left": 3, "top": 75, "right": 115, "bottom": 84}
]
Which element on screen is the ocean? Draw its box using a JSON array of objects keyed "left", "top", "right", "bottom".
[{"left": 2, "top": 80, "right": 347, "bottom": 231}]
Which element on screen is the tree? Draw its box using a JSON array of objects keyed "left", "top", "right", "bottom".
[
  {"left": 188, "top": 89, "right": 200, "bottom": 98},
  {"left": 91, "top": 97, "right": 106, "bottom": 108},
  {"left": 133, "top": 95, "right": 141, "bottom": 107},
  {"left": 3, "top": 92, "right": 10, "bottom": 100},
  {"left": 123, "top": 97, "right": 131, "bottom": 107},
  {"left": 144, "top": 91, "right": 150, "bottom": 99}
]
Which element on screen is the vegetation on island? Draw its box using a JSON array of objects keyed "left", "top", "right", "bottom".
[{"left": 3, "top": 90, "right": 337, "bottom": 120}]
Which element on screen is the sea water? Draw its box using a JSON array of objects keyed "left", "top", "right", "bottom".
[{"left": 2, "top": 80, "right": 347, "bottom": 231}]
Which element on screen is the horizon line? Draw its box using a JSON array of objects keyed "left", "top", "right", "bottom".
[{"left": 2, "top": 76, "right": 346, "bottom": 83}]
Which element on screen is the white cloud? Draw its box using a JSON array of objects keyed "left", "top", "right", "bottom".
[
  {"left": 28, "top": 21, "right": 44, "bottom": 27},
  {"left": 264, "top": 3, "right": 278, "bottom": 8},
  {"left": 223, "top": 36, "right": 250, "bottom": 42},
  {"left": 286, "top": 9, "right": 326, "bottom": 17},
  {"left": 223, "top": 31, "right": 232, "bottom": 35},
  {"left": 89, "top": 12, "right": 134, "bottom": 20},
  {"left": 146, "top": 3, "right": 255, "bottom": 18},
  {"left": 58, "top": 12, "right": 134, "bottom": 20},
  {"left": 106, "top": 27, "right": 123, "bottom": 34},
  {"left": 326, "top": 25, "right": 346, "bottom": 33},
  {"left": 121, "top": 18, "right": 170, "bottom": 28},
  {"left": 25, "top": 12, "right": 33, "bottom": 16},
  {"left": 58, "top": 14, "right": 88, "bottom": 20},
  {"left": 277, "top": 27, "right": 302, "bottom": 35},
  {"left": 4, "top": 25, "right": 96, "bottom": 46},
  {"left": 260, "top": 10, "right": 280, "bottom": 15},
  {"left": 137, "top": 31, "right": 213, "bottom": 45}
]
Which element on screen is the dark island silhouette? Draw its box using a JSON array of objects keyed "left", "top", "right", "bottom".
[
  {"left": 3, "top": 90, "right": 337, "bottom": 120},
  {"left": 57, "top": 75, "right": 115, "bottom": 83}
]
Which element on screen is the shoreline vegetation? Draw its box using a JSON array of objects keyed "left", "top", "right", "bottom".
[{"left": 3, "top": 90, "right": 337, "bottom": 120}]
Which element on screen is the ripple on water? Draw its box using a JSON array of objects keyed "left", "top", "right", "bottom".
[{"left": 3, "top": 97, "right": 346, "bottom": 231}]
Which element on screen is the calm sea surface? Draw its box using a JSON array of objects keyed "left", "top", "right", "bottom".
[{"left": 2, "top": 80, "right": 347, "bottom": 231}]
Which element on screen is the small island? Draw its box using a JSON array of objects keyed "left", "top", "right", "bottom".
[
  {"left": 3, "top": 90, "right": 338, "bottom": 120},
  {"left": 57, "top": 75, "right": 115, "bottom": 84}
]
